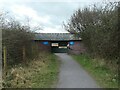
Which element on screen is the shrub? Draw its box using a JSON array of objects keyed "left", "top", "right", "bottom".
[{"left": 1, "top": 12, "right": 39, "bottom": 66}]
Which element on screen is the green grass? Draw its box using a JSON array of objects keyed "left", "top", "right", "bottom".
[
  {"left": 3, "top": 52, "right": 59, "bottom": 88},
  {"left": 31, "top": 53, "right": 59, "bottom": 88},
  {"left": 73, "top": 54, "right": 118, "bottom": 88}
]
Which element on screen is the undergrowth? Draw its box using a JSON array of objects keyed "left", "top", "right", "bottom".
[
  {"left": 73, "top": 54, "right": 118, "bottom": 88},
  {"left": 2, "top": 52, "right": 59, "bottom": 88}
]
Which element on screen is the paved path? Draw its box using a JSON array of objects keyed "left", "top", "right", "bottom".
[{"left": 55, "top": 53, "right": 100, "bottom": 88}]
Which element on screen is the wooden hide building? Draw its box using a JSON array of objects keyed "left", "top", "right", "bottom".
[{"left": 34, "top": 33, "right": 85, "bottom": 54}]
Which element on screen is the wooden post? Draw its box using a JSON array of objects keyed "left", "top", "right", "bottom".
[
  {"left": 3, "top": 46, "right": 7, "bottom": 71},
  {"left": 23, "top": 46, "right": 26, "bottom": 63},
  {"left": 31, "top": 45, "right": 34, "bottom": 59},
  {"left": 32, "top": 45, "right": 34, "bottom": 55}
]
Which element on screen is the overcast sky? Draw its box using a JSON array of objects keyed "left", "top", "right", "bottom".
[{"left": 0, "top": 0, "right": 119, "bottom": 33}]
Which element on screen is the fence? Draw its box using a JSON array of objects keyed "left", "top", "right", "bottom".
[{"left": 2, "top": 42, "right": 40, "bottom": 71}]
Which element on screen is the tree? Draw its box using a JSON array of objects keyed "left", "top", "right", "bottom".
[{"left": 64, "top": 2, "right": 119, "bottom": 60}]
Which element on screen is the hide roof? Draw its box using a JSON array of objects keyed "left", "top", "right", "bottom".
[{"left": 34, "top": 33, "right": 81, "bottom": 41}]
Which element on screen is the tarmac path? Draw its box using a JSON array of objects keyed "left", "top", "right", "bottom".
[{"left": 55, "top": 53, "right": 100, "bottom": 88}]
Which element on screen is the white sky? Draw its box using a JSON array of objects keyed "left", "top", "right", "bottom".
[{"left": 0, "top": 0, "right": 119, "bottom": 33}]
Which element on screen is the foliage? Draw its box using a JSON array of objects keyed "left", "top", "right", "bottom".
[
  {"left": 1, "top": 12, "right": 39, "bottom": 66},
  {"left": 2, "top": 53, "right": 59, "bottom": 88},
  {"left": 64, "top": 2, "right": 119, "bottom": 61},
  {"left": 73, "top": 54, "right": 118, "bottom": 88}
]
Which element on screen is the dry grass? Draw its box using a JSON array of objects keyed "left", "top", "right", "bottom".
[{"left": 2, "top": 52, "right": 59, "bottom": 88}]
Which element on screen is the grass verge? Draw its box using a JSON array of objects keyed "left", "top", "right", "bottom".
[
  {"left": 2, "top": 52, "right": 59, "bottom": 88},
  {"left": 73, "top": 54, "right": 118, "bottom": 88}
]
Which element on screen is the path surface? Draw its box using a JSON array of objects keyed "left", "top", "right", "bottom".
[{"left": 55, "top": 53, "right": 100, "bottom": 88}]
